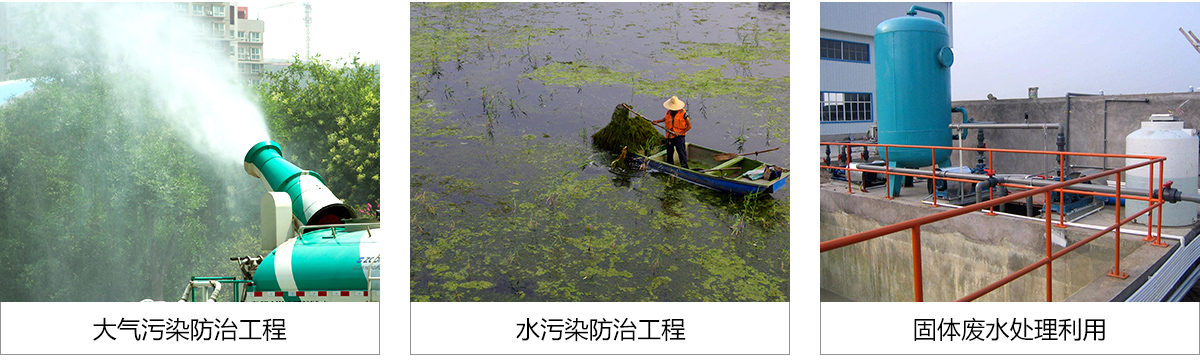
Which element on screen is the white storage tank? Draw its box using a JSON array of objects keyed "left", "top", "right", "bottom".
[{"left": 1125, "top": 114, "right": 1199, "bottom": 226}]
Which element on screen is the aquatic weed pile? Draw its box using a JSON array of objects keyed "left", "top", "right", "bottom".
[{"left": 591, "top": 103, "right": 664, "bottom": 154}]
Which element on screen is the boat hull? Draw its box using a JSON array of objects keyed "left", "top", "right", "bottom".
[{"left": 636, "top": 143, "right": 788, "bottom": 196}]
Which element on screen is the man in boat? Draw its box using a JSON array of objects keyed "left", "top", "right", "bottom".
[{"left": 651, "top": 96, "right": 692, "bottom": 169}]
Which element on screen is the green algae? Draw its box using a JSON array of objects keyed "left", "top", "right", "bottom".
[
  {"left": 668, "top": 30, "right": 790, "bottom": 67},
  {"left": 524, "top": 61, "right": 644, "bottom": 88},
  {"left": 410, "top": 133, "right": 789, "bottom": 302},
  {"left": 686, "top": 247, "right": 787, "bottom": 301},
  {"left": 410, "top": 100, "right": 457, "bottom": 138}
]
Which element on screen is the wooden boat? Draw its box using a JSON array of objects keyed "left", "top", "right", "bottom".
[{"left": 636, "top": 143, "right": 789, "bottom": 195}]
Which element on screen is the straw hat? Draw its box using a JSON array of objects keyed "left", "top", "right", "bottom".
[{"left": 663, "top": 96, "right": 686, "bottom": 111}]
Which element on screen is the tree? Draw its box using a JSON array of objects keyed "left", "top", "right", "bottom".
[{"left": 258, "top": 54, "right": 381, "bottom": 210}]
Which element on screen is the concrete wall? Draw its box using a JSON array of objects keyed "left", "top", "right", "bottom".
[
  {"left": 820, "top": 189, "right": 1144, "bottom": 302},
  {"left": 950, "top": 92, "right": 1200, "bottom": 184}
]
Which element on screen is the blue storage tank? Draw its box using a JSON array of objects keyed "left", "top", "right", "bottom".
[{"left": 875, "top": 6, "right": 954, "bottom": 196}]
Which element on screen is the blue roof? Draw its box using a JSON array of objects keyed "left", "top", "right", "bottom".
[{"left": 0, "top": 79, "right": 35, "bottom": 105}]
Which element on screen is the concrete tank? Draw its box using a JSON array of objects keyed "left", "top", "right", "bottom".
[
  {"left": 874, "top": 6, "right": 954, "bottom": 196},
  {"left": 1125, "top": 114, "right": 1199, "bottom": 226}
]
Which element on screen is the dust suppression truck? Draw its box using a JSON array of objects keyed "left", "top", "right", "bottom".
[{"left": 165, "top": 141, "right": 380, "bottom": 302}]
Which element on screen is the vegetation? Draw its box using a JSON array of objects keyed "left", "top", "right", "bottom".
[
  {"left": 0, "top": 54, "right": 380, "bottom": 301},
  {"left": 0, "top": 67, "right": 260, "bottom": 301},
  {"left": 258, "top": 55, "right": 381, "bottom": 208}
]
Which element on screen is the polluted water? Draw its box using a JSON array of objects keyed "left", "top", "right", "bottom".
[
  {"left": 411, "top": 3, "right": 790, "bottom": 302},
  {"left": 0, "top": 3, "right": 273, "bottom": 301}
]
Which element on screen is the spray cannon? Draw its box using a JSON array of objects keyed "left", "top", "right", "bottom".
[{"left": 244, "top": 141, "right": 356, "bottom": 250}]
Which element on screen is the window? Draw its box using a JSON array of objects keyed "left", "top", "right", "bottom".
[
  {"left": 176, "top": 3, "right": 188, "bottom": 14},
  {"left": 238, "top": 31, "right": 245, "bottom": 40},
  {"left": 251, "top": 48, "right": 261, "bottom": 60},
  {"left": 821, "top": 92, "right": 873, "bottom": 121},
  {"left": 238, "top": 47, "right": 246, "bottom": 59},
  {"left": 239, "top": 63, "right": 247, "bottom": 73},
  {"left": 212, "top": 5, "right": 225, "bottom": 17},
  {"left": 212, "top": 23, "right": 225, "bottom": 37},
  {"left": 229, "top": 30, "right": 235, "bottom": 38},
  {"left": 251, "top": 64, "right": 263, "bottom": 74},
  {"left": 820, "top": 38, "right": 870, "bottom": 63},
  {"left": 249, "top": 32, "right": 261, "bottom": 42},
  {"left": 193, "top": 4, "right": 203, "bottom": 16}
]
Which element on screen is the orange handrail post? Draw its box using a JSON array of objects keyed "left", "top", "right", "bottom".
[
  {"left": 1108, "top": 172, "right": 1129, "bottom": 279},
  {"left": 885, "top": 147, "right": 891, "bottom": 200},
  {"left": 1044, "top": 191, "right": 1053, "bottom": 302},
  {"left": 930, "top": 149, "right": 938, "bottom": 208},
  {"left": 845, "top": 146, "right": 853, "bottom": 195},
  {"left": 1152, "top": 162, "right": 1168, "bottom": 247},
  {"left": 1144, "top": 163, "right": 1155, "bottom": 241},
  {"left": 912, "top": 226, "right": 923, "bottom": 302},
  {"left": 1056, "top": 155, "right": 1067, "bottom": 228},
  {"left": 988, "top": 150, "right": 996, "bottom": 215}
]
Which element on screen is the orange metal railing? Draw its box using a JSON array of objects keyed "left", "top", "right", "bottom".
[{"left": 820, "top": 142, "right": 1169, "bottom": 302}]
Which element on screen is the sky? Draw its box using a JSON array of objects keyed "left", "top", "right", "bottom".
[
  {"left": 953, "top": 2, "right": 1200, "bottom": 101},
  {"left": 237, "top": 1, "right": 394, "bottom": 64}
]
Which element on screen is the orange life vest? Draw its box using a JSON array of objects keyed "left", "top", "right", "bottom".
[{"left": 663, "top": 109, "right": 690, "bottom": 138}]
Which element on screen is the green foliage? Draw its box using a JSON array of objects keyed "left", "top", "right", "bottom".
[
  {"left": 0, "top": 64, "right": 261, "bottom": 302},
  {"left": 258, "top": 55, "right": 381, "bottom": 207}
]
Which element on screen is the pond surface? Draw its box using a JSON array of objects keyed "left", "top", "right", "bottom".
[{"left": 410, "top": 2, "right": 790, "bottom": 302}]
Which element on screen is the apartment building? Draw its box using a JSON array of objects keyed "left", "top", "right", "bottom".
[{"left": 175, "top": 2, "right": 266, "bottom": 84}]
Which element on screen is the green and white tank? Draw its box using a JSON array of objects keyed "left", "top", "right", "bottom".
[{"left": 252, "top": 226, "right": 381, "bottom": 292}]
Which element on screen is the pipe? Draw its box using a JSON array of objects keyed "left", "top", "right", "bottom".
[
  {"left": 975, "top": 176, "right": 999, "bottom": 205},
  {"left": 975, "top": 128, "right": 986, "bottom": 170},
  {"left": 1102, "top": 98, "right": 1151, "bottom": 171},
  {"left": 177, "top": 283, "right": 192, "bottom": 302},
  {"left": 1056, "top": 132, "right": 1066, "bottom": 177},
  {"left": 205, "top": 280, "right": 222, "bottom": 302},
  {"left": 852, "top": 163, "right": 1196, "bottom": 203},
  {"left": 1069, "top": 165, "right": 1118, "bottom": 171},
  {"left": 951, "top": 106, "right": 970, "bottom": 140},
  {"left": 907, "top": 5, "right": 945, "bottom": 24},
  {"left": 1065, "top": 92, "right": 1100, "bottom": 171},
  {"left": 949, "top": 123, "right": 1060, "bottom": 130}
]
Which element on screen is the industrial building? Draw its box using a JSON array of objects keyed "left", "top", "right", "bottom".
[
  {"left": 820, "top": 4, "right": 1200, "bottom": 303},
  {"left": 820, "top": 2, "right": 953, "bottom": 141}
]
